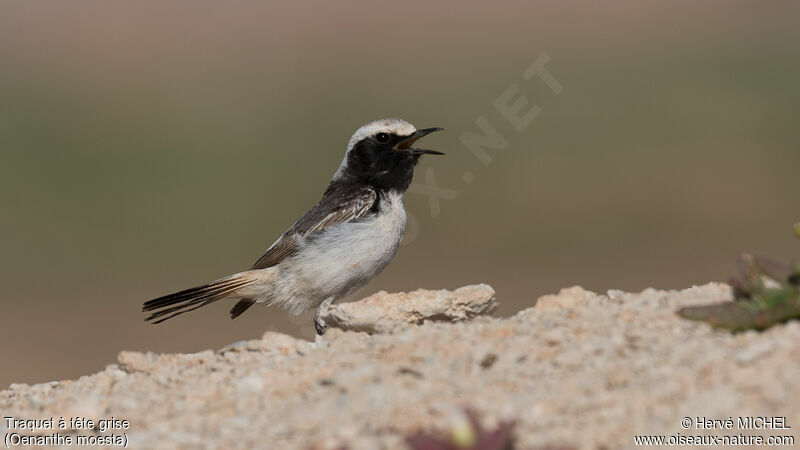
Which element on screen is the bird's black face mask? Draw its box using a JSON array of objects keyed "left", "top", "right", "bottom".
[{"left": 344, "top": 128, "right": 443, "bottom": 192}]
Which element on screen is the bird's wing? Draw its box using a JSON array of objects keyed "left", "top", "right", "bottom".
[{"left": 250, "top": 185, "right": 378, "bottom": 270}]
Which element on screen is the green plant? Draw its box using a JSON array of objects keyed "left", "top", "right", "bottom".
[
  {"left": 677, "top": 225, "right": 800, "bottom": 331},
  {"left": 405, "top": 409, "right": 517, "bottom": 450}
]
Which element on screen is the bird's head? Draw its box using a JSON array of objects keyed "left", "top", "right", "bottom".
[{"left": 333, "top": 118, "right": 443, "bottom": 192}]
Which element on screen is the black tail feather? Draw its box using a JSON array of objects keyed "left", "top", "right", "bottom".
[
  {"left": 230, "top": 298, "right": 256, "bottom": 319},
  {"left": 143, "top": 277, "right": 253, "bottom": 323},
  {"left": 148, "top": 298, "right": 218, "bottom": 324},
  {"left": 143, "top": 279, "right": 245, "bottom": 311}
]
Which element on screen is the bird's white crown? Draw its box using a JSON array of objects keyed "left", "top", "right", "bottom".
[
  {"left": 345, "top": 118, "right": 416, "bottom": 153},
  {"left": 334, "top": 118, "right": 417, "bottom": 179}
]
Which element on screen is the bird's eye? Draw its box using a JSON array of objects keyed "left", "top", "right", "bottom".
[{"left": 375, "top": 133, "right": 391, "bottom": 144}]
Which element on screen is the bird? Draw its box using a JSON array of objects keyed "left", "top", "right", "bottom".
[{"left": 142, "top": 118, "right": 444, "bottom": 334}]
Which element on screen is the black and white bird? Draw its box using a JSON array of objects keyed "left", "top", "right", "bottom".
[{"left": 142, "top": 118, "right": 443, "bottom": 334}]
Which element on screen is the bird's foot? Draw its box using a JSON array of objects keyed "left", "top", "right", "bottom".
[
  {"left": 314, "top": 297, "right": 335, "bottom": 335},
  {"left": 314, "top": 316, "right": 327, "bottom": 336}
]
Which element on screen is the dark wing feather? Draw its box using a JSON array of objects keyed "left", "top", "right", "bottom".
[
  {"left": 250, "top": 184, "right": 378, "bottom": 270},
  {"left": 284, "top": 184, "right": 379, "bottom": 237},
  {"left": 250, "top": 234, "right": 299, "bottom": 270},
  {"left": 232, "top": 185, "right": 377, "bottom": 319}
]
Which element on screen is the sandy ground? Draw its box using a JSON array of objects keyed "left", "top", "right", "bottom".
[{"left": 2, "top": 283, "right": 798, "bottom": 449}]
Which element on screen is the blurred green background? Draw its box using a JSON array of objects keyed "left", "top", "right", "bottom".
[{"left": 1, "top": 1, "right": 798, "bottom": 388}]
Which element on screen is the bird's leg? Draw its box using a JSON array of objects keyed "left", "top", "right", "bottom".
[{"left": 314, "top": 297, "right": 335, "bottom": 335}]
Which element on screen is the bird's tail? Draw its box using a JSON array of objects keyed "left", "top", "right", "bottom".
[{"left": 142, "top": 272, "right": 260, "bottom": 324}]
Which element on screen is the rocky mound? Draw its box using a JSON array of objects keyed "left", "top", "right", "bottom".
[{"left": 2, "top": 283, "right": 798, "bottom": 449}]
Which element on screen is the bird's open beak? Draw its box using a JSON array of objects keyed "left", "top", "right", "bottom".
[{"left": 394, "top": 127, "right": 445, "bottom": 155}]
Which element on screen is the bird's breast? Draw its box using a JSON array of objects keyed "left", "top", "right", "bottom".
[
  {"left": 284, "top": 191, "right": 407, "bottom": 300},
  {"left": 326, "top": 190, "right": 407, "bottom": 268}
]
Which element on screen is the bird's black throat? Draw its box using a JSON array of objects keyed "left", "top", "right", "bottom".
[{"left": 338, "top": 138, "right": 421, "bottom": 193}]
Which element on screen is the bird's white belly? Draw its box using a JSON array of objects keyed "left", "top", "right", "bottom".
[{"left": 275, "top": 192, "right": 406, "bottom": 312}]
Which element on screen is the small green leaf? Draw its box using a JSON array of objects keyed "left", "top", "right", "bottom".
[{"left": 678, "top": 247, "right": 800, "bottom": 331}]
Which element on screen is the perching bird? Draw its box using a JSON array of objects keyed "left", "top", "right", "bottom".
[{"left": 142, "top": 118, "right": 443, "bottom": 334}]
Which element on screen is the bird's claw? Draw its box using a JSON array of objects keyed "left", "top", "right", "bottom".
[
  {"left": 314, "top": 317, "right": 327, "bottom": 335},
  {"left": 314, "top": 297, "right": 334, "bottom": 335}
]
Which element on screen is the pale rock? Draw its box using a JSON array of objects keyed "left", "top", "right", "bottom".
[
  {"left": 117, "top": 351, "right": 159, "bottom": 373},
  {"left": 534, "top": 286, "right": 599, "bottom": 312},
  {"left": 2, "top": 283, "right": 799, "bottom": 450},
  {"left": 318, "top": 284, "right": 497, "bottom": 334}
]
